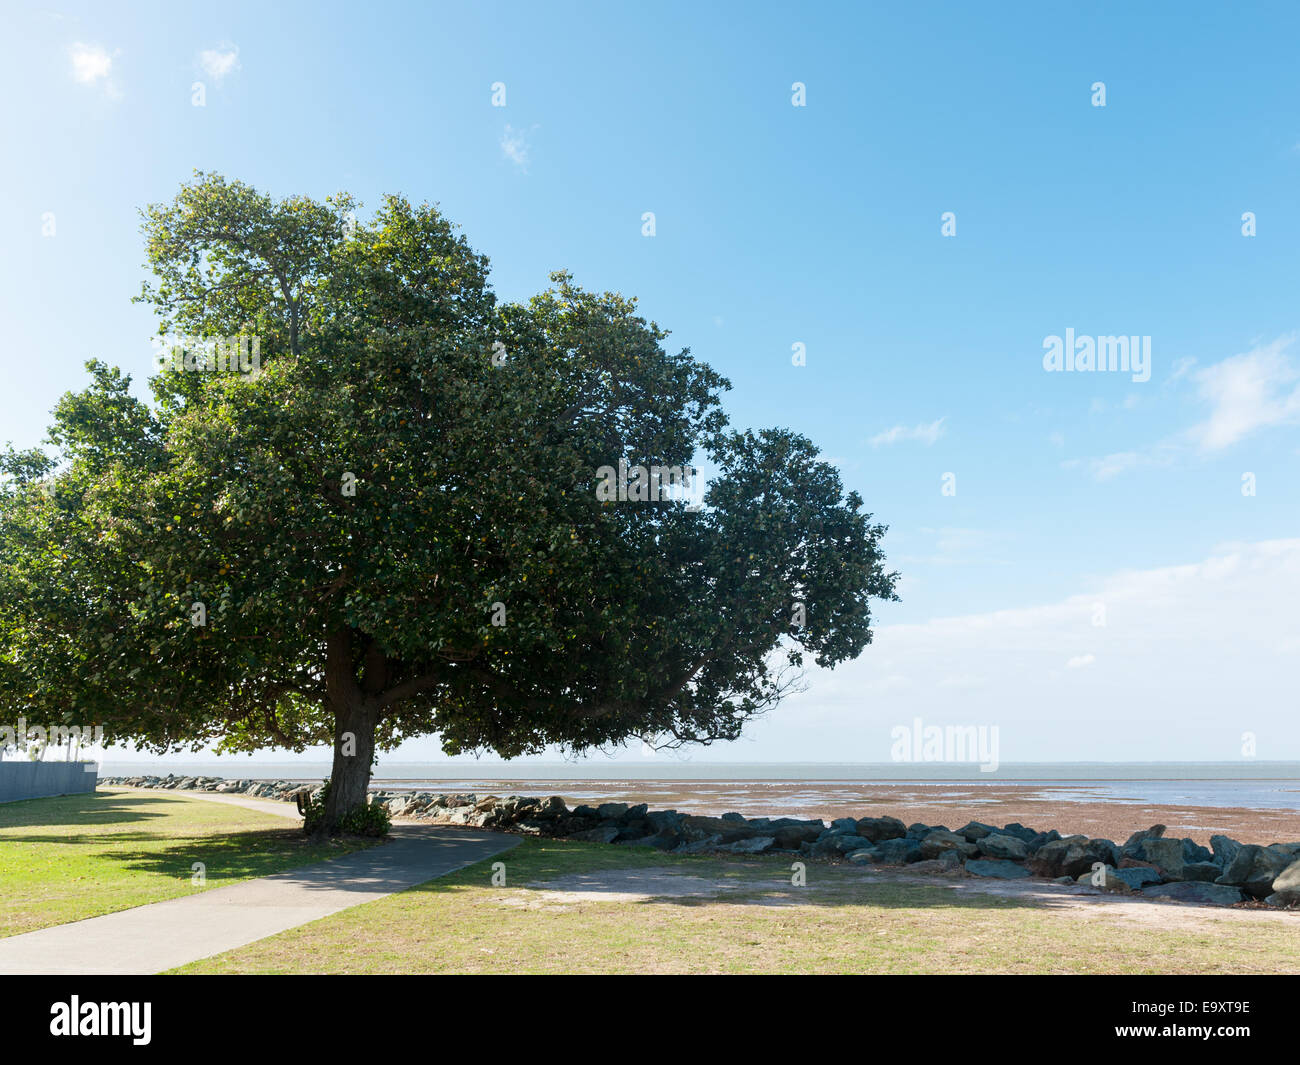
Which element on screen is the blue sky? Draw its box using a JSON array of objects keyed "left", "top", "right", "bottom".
[{"left": 5, "top": 2, "right": 1300, "bottom": 764}]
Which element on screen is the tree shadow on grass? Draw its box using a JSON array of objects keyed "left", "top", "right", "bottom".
[
  {"left": 0, "top": 791, "right": 186, "bottom": 835},
  {"left": 0, "top": 791, "right": 364, "bottom": 877},
  {"left": 104, "top": 830, "right": 369, "bottom": 884}
]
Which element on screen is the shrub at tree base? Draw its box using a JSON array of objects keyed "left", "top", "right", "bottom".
[{"left": 298, "top": 781, "right": 391, "bottom": 838}]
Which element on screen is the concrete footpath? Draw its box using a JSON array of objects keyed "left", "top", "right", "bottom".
[{"left": 0, "top": 790, "right": 519, "bottom": 974}]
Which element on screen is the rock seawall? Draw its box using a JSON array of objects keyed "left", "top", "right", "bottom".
[{"left": 99, "top": 775, "right": 1300, "bottom": 909}]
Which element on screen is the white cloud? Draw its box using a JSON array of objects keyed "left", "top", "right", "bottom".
[
  {"left": 869, "top": 417, "right": 945, "bottom": 447},
  {"left": 895, "top": 527, "right": 1010, "bottom": 568},
  {"left": 1063, "top": 334, "right": 1300, "bottom": 480},
  {"left": 69, "top": 42, "right": 119, "bottom": 96},
  {"left": 198, "top": 46, "right": 241, "bottom": 84},
  {"left": 1077, "top": 451, "right": 1141, "bottom": 481},
  {"left": 771, "top": 539, "right": 1300, "bottom": 761},
  {"left": 1188, "top": 335, "right": 1300, "bottom": 451},
  {"left": 1060, "top": 447, "right": 1176, "bottom": 482},
  {"left": 500, "top": 124, "right": 535, "bottom": 171},
  {"left": 70, "top": 43, "right": 111, "bottom": 83}
]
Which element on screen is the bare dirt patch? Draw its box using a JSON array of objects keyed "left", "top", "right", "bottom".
[
  {"left": 501, "top": 867, "right": 752, "bottom": 908},
  {"left": 865, "top": 866, "right": 1300, "bottom": 931}
]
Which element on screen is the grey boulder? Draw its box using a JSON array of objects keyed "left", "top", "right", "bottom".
[
  {"left": 1143, "top": 882, "right": 1246, "bottom": 906},
  {"left": 1181, "top": 862, "right": 1223, "bottom": 883},
  {"left": 855, "top": 816, "right": 907, "bottom": 843},
  {"left": 720, "top": 836, "right": 776, "bottom": 855},
  {"left": 873, "top": 837, "right": 922, "bottom": 864},
  {"left": 918, "top": 829, "right": 978, "bottom": 860},
  {"left": 966, "top": 859, "right": 1032, "bottom": 879},
  {"left": 771, "top": 822, "right": 826, "bottom": 850},
  {"left": 1111, "top": 865, "right": 1163, "bottom": 891},
  {"left": 906, "top": 852, "right": 964, "bottom": 875},
  {"left": 1029, "top": 835, "right": 1098, "bottom": 878},
  {"left": 976, "top": 833, "right": 1030, "bottom": 861},
  {"left": 570, "top": 825, "right": 621, "bottom": 844},
  {"left": 1210, "top": 834, "right": 1242, "bottom": 868},
  {"left": 1121, "top": 824, "right": 1166, "bottom": 858},
  {"left": 1216, "top": 845, "right": 1290, "bottom": 898},
  {"left": 673, "top": 834, "right": 724, "bottom": 854},
  {"left": 1265, "top": 857, "right": 1300, "bottom": 905},
  {"left": 1140, "top": 837, "right": 1189, "bottom": 880},
  {"left": 998, "top": 823, "right": 1041, "bottom": 845},
  {"left": 1075, "top": 865, "right": 1132, "bottom": 892}
]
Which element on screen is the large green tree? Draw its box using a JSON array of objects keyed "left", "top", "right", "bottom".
[{"left": 0, "top": 174, "right": 898, "bottom": 833}]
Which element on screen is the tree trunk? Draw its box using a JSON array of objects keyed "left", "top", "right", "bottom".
[{"left": 314, "top": 629, "right": 378, "bottom": 837}]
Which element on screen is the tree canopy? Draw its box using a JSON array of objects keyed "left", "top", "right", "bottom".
[{"left": 0, "top": 173, "right": 898, "bottom": 831}]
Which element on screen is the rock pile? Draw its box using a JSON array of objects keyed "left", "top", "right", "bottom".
[
  {"left": 99, "top": 775, "right": 1300, "bottom": 909},
  {"left": 103, "top": 774, "right": 305, "bottom": 799}
]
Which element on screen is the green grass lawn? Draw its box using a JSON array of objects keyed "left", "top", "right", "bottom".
[
  {"left": 0, "top": 789, "right": 377, "bottom": 937},
  {"left": 177, "top": 837, "right": 1300, "bottom": 975}
]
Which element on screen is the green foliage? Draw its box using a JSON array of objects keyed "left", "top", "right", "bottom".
[
  {"left": 0, "top": 171, "right": 898, "bottom": 774},
  {"left": 298, "top": 782, "right": 390, "bottom": 838}
]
